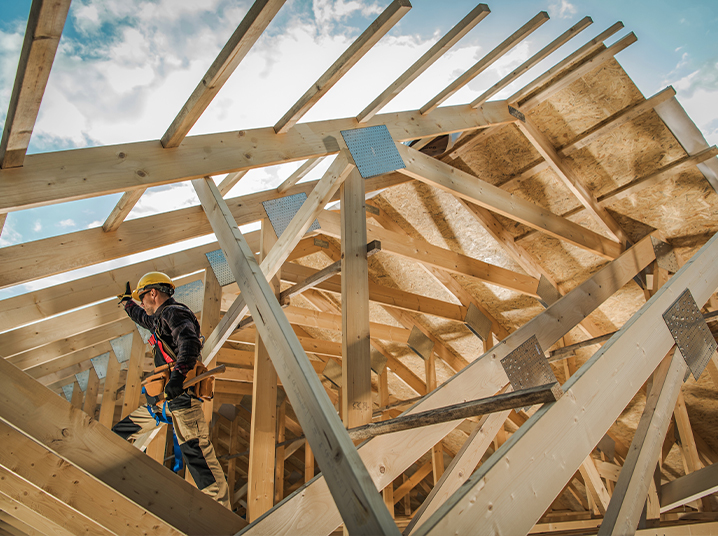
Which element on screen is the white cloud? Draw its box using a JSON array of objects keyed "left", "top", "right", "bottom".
[
  {"left": 57, "top": 219, "right": 76, "bottom": 228},
  {"left": 33, "top": 220, "right": 42, "bottom": 232},
  {"left": 0, "top": 217, "right": 22, "bottom": 247},
  {"left": 86, "top": 220, "right": 103, "bottom": 229},
  {"left": 548, "top": 0, "right": 577, "bottom": 19}
]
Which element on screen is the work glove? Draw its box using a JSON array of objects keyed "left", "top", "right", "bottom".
[
  {"left": 117, "top": 282, "right": 132, "bottom": 305},
  {"left": 164, "top": 370, "right": 186, "bottom": 400}
]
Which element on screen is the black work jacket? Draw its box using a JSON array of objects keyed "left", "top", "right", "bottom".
[{"left": 124, "top": 297, "right": 202, "bottom": 376}]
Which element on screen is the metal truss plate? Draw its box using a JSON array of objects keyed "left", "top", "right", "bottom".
[
  {"left": 61, "top": 384, "right": 74, "bottom": 401},
  {"left": 174, "top": 279, "right": 204, "bottom": 313},
  {"left": 501, "top": 335, "right": 562, "bottom": 402},
  {"left": 262, "top": 193, "right": 320, "bottom": 239},
  {"left": 663, "top": 289, "right": 717, "bottom": 381},
  {"left": 371, "top": 349, "right": 387, "bottom": 375},
  {"left": 323, "top": 359, "right": 342, "bottom": 388},
  {"left": 340, "top": 125, "right": 405, "bottom": 179},
  {"left": 110, "top": 333, "right": 134, "bottom": 363},
  {"left": 407, "top": 326, "right": 434, "bottom": 361},
  {"left": 75, "top": 369, "right": 90, "bottom": 392},
  {"left": 206, "top": 249, "right": 235, "bottom": 287},
  {"left": 651, "top": 236, "right": 680, "bottom": 273},
  {"left": 136, "top": 325, "right": 152, "bottom": 344},
  {"left": 91, "top": 352, "right": 111, "bottom": 380},
  {"left": 464, "top": 303, "right": 492, "bottom": 342},
  {"left": 508, "top": 105, "right": 526, "bottom": 122},
  {"left": 537, "top": 275, "right": 562, "bottom": 308}
]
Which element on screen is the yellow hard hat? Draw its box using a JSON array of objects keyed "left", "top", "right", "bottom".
[{"left": 132, "top": 272, "right": 175, "bottom": 301}]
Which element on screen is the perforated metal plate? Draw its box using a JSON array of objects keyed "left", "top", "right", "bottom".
[
  {"left": 340, "top": 125, "right": 405, "bottom": 179},
  {"left": 110, "top": 333, "right": 134, "bottom": 363},
  {"left": 501, "top": 335, "right": 561, "bottom": 400},
  {"left": 75, "top": 369, "right": 90, "bottom": 392},
  {"left": 464, "top": 303, "right": 492, "bottom": 342},
  {"left": 206, "top": 249, "right": 235, "bottom": 287},
  {"left": 61, "top": 383, "right": 74, "bottom": 401},
  {"left": 663, "top": 289, "right": 717, "bottom": 380},
  {"left": 136, "top": 325, "right": 152, "bottom": 344},
  {"left": 175, "top": 279, "right": 204, "bottom": 313},
  {"left": 508, "top": 105, "right": 526, "bottom": 122},
  {"left": 407, "top": 326, "right": 434, "bottom": 361},
  {"left": 91, "top": 352, "right": 111, "bottom": 380},
  {"left": 651, "top": 237, "right": 680, "bottom": 273},
  {"left": 262, "top": 193, "right": 320, "bottom": 239}
]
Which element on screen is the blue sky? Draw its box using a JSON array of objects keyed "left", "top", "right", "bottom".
[{"left": 0, "top": 0, "right": 717, "bottom": 297}]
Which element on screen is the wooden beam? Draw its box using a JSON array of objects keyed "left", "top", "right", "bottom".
[
  {"left": 559, "top": 86, "right": 676, "bottom": 157},
  {"left": 274, "top": 397, "right": 286, "bottom": 504},
  {"left": 97, "top": 350, "right": 122, "bottom": 428},
  {"left": 661, "top": 461, "right": 718, "bottom": 513},
  {"left": 0, "top": 357, "right": 246, "bottom": 535},
  {"left": 409, "top": 233, "right": 718, "bottom": 536},
  {"left": 396, "top": 142, "right": 623, "bottom": 259},
  {"left": 241, "top": 231, "right": 657, "bottom": 536},
  {"left": 0, "top": 0, "right": 71, "bottom": 168},
  {"left": 121, "top": 332, "right": 145, "bottom": 419},
  {"left": 341, "top": 169, "right": 372, "bottom": 428},
  {"left": 273, "top": 0, "right": 411, "bottom": 133},
  {"left": 598, "top": 348, "right": 686, "bottom": 534},
  {"left": 162, "top": 0, "right": 286, "bottom": 147},
  {"left": 517, "top": 116, "right": 629, "bottom": 244},
  {"left": 318, "top": 210, "right": 541, "bottom": 296},
  {"left": 0, "top": 507, "right": 58, "bottom": 536},
  {"left": 0, "top": 99, "right": 514, "bottom": 216},
  {"left": 102, "top": 189, "right": 144, "bottom": 233},
  {"left": 276, "top": 157, "right": 325, "bottom": 194},
  {"left": 420, "top": 11, "right": 549, "bottom": 115},
  {"left": 674, "top": 390, "right": 703, "bottom": 474},
  {"left": 470, "top": 16, "right": 592, "bottom": 108},
  {"left": 508, "top": 22, "right": 624, "bottom": 106},
  {"left": 247, "top": 219, "right": 278, "bottom": 521},
  {"left": 192, "top": 177, "right": 398, "bottom": 534},
  {"left": 518, "top": 32, "right": 637, "bottom": 110},
  {"left": 81, "top": 366, "right": 100, "bottom": 417},
  {"left": 357, "top": 3, "right": 490, "bottom": 123},
  {"left": 393, "top": 461, "right": 433, "bottom": 503},
  {"left": 405, "top": 409, "right": 511, "bottom": 534},
  {"left": 69, "top": 379, "right": 83, "bottom": 409}
]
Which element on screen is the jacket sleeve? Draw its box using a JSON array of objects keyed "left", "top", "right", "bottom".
[
  {"left": 165, "top": 308, "right": 201, "bottom": 376},
  {"left": 123, "top": 300, "right": 153, "bottom": 330}
]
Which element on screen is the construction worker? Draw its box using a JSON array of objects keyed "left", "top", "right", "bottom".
[{"left": 113, "top": 271, "right": 230, "bottom": 508}]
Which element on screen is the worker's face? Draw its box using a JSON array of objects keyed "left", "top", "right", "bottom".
[{"left": 140, "top": 289, "right": 160, "bottom": 315}]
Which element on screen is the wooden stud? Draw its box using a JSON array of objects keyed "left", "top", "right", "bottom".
[
  {"left": 470, "top": 16, "right": 592, "bottom": 108},
  {"left": 0, "top": 0, "right": 71, "bottom": 168},
  {"left": 420, "top": 12, "right": 549, "bottom": 115},
  {"left": 121, "top": 332, "right": 146, "bottom": 419},
  {"left": 396, "top": 142, "right": 623, "bottom": 260},
  {"left": 393, "top": 462, "right": 433, "bottom": 504},
  {"left": 162, "top": 0, "right": 286, "bottom": 148},
  {"left": 102, "top": 189, "right": 144, "bottom": 233},
  {"left": 82, "top": 366, "right": 100, "bottom": 418},
  {"left": 242, "top": 232, "right": 657, "bottom": 536},
  {"left": 273, "top": 0, "right": 411, "bottom": 133},
  {"left": 274, "top": 397, "right": 286, "bottom": 504},
  {"left": 674, "top": 391, "right": 703, "bottom": 474},
  {"left": 97, "top": 350, "right": 122, "bottom": 428},
  {"left": 247, "top": 219, "right": 279, "bottom": 521},
  {"left": 69, "top": 380, "right": 83, "bottom": 409},
  {"left": 145, "top": 423, "right": 169, "bottom": 465},
  {"left": 357, "top": 4, "right": 491, "bottom": 123},
  {"left": 341, "top": 168, "right": 372, "bottom": 429},
  {"left": 192, "top": 177, "right": 398, "bottom": 534},
  {"left": 305, "top": 442, "right": 315, "bottom": 484},
  {"left": 598, "top": 348, "right": 686, "bottom": 534},
  {"left": 408, "top": 233, "right": 718, "bottom": 536}
]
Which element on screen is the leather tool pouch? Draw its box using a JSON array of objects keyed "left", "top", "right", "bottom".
[
  {"left": 142, "top": 369, "right": 170, "bottom": 397},
  {"left": 185, "top": 363, "right": 214, "bottom": 400}
]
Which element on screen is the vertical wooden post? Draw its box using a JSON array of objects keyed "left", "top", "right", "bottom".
[
  {"left": 274, "top": 397, "right": 286, "bottom": 504},
  {"left": 341, "top": 168, "right": 372, "bottom": 429},
  {"left": 228, "top": 413, "right": 240, "bottom": 507},
  {"left": 122, "top": 333, "right": 146, "bottom": 419},
  {"left": 247, "top": 218, "right": 278, "bottom": 521},
  {"left": 305, "top": 443, "right": 315, "bottom": 484},
  {"left": 98, "top": 351, "right": 121, "bottom": 428},
  {"left": 200, "top": 268, "right": 223, "bottom": 425},
  {"left": 82, "top": 367, "right": 100, "bottom": 417},
  {"left": 403, "top": 474, "right": 411, "bottom": 516},
  {"left": 70, "top": 380, "right": 83, "bottom": 409},
  {"left": 425, "top": 353, "right": 444, "bottom": 483}
]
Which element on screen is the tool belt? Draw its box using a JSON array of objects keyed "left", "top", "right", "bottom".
[{"left": 141, "top": 362, "right": 215, "bottom": 400}]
